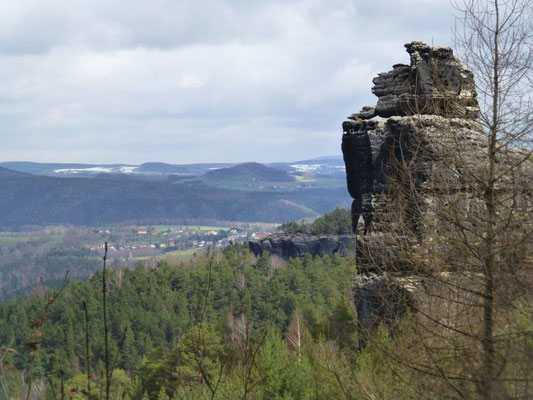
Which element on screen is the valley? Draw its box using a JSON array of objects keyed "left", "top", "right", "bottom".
[
  {"left": 0, "top": 158, "right": 349, "bottom": 228},
  {"left": 0, "top": 222, "right": 276, "bottom": 301}
]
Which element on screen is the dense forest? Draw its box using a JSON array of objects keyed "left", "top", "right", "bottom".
[
  {"left": 0, "top": 209, "right": 353, "bottom": 302},
  {"left": 0, "top": 245, "right": 364, "bottom": 399},
  {"left": 204, "top": 163, "right": 294, "bottom": 183},
  {"left": 0, "top": 248, "right": 101, "bottom": 301},
  {"left": 277, "top": 208, "right": 352, "bottom": 235},
  {"left": 2, "top": 232, "right": 532, "bottom": 399}
]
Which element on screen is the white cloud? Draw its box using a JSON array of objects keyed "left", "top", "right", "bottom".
[{"left": 0, "top": 0, "right": 456, "bottom": 164}]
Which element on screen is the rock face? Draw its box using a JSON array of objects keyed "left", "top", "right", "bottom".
[
  {"left": 342, "top": 41, "right": 486, "bottom": 339},
  {"left": 249, "top": 233, "right": 356, "bottom": 259}
]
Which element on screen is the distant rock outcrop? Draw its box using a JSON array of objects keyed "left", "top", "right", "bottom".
[{"left": 249, "top": 233, "right": 356, "bottom": 259}]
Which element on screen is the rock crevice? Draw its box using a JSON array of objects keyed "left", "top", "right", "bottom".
[{"left": 343, "top": 41, "right": 483, "bottom": 241}]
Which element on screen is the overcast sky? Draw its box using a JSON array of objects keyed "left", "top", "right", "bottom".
[{"left": 0, "top": 0, "right": 456, "bottom": 164}]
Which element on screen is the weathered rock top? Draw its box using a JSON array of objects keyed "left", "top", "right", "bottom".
[{"left": 349, "top": 41, "right": 479, "bottom": 120}]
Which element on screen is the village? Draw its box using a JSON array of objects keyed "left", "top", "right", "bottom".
[{"left": 88, "top": 225, "right": 271, "bottom": 259}]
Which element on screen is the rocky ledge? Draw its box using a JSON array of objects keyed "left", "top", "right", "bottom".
[{"left": 249, "top": 233, "right": 356, "bottom": 259}]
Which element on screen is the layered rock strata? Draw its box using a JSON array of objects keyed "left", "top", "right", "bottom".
[
  {"left": 343, "top": 114, "right": 486, "bottom": 246},
  {"left": 249, "top": 233, "right": 356, "bottom": 259},
  {"left": 343, "top": 41, "right": 482, "bottom": 244}
]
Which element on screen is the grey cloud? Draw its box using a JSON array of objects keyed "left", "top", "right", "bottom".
[{"left": 0, "top": 0, "right": 457, "bottom": 164}]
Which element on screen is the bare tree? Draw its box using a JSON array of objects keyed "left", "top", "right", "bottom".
[
  {"left": 352, "top": 2, "right": 533, "bottom": 399},
  {"left": 451, "top": 1, "right": 533, "bottom": 398},
  {"left": 286, "top": 309, "right": 307, "bottom": 360}
]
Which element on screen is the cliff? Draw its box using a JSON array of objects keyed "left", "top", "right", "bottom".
[
  {"left": 249, "top": 233, "right": 356, "bottom": 259},
  {"left": 342, "top": 41, "right": 487, "bottom": 338}
]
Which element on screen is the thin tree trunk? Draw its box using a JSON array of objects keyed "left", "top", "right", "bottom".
[
  {"left": 82, "top": 301, "right": 91, "bottom": 399},
  {"left": 480, "top": 3, "right": 500, "bottom": 398},
  {"left": 102, "top": 242, "right": 110, "bottom": 400}
]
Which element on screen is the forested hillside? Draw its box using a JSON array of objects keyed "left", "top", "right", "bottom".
[
  {"left": 0, "top": 245, "right": 361, "bottom": 399},
  {"left": 278, "top": 208, "right": 352, "bottom": 235},
  {"left": 205, "top": 163, "right": 294, "bottom": 183},
  {"left": 0, "top": 247, "right": 101, "bottom": 301},
  {"left": 0, "top": 168, "right": 350, "bottom": 227}
]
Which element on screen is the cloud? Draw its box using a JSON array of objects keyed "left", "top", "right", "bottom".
[{"left": 0, "top": 0, "right": 456, "bottom": 163}]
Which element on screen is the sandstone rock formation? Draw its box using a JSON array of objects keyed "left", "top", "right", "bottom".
[
  {"left": 342, "top": 41, "right": 487, "bottom": 338},
  {"left": 248, "top": 233, "right": 356, "bottom": 259},
  {"left": 351, "top": 273, "right": 414, "bottom": 345}
]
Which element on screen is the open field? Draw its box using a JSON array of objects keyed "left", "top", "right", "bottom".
[
  {"left": 0, "top": 223, "right": 265, "bottom": 301},
  {"left": 0, "top": 236, "right": 32, "bottom": 246},
  {"left": 0, "top": 234, "right": 63, "bottom": 248},
  {"left": 123, "top": 248, "right": 200, "bottom": 263},
  {"left": 204, "top": 175, "right": 345, "bottom": 191}
]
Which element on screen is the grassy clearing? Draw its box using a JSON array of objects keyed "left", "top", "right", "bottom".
[
  {"left": 163, "top": 248, "right": 199, "bottom": 257},
  {"left": 42, "top": 235, "right": 63, "bottom": 249},
  {"left": 125, "top": 248, "right": 201, "bottom": 263},
  {"left": 0, "top": 233, "right": 64, "bottom": 249},
  {"left": 183, "top": 225, "right": 229, "bottom": 231},
  {"left": 294, "top": 175, "right": 316, "bottom": 183},
  {"left": 0, "top": 236, "right": 32, "bottom": 246},
  {"left": 293, "top": 176, "right": 345, "bottom": 187}
]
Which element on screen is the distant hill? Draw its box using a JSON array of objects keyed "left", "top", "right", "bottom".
[
  {"left": 0, "top": 161, "right": 119, "bottom": 176},
  {"left": 268, "top": 156, "right": 345, "bottom": 177},
  {"left": 290, "top": 156, "right": 344, "bottom": 166},
  {"left": 205, "top": 162, "right": 294, "bottom": 183},
  {"left": 0, "top": 169, "right": 350, "bottom": 227},
  {"left": 0, "top": 166, "right": 31, "bottom": 177},
  {"left": 0, "top": 157, "right": 345, "bottom": 179}
]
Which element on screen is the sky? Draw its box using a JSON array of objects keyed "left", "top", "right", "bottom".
[{"left": 0, "top": 0, "right": 456, "bottom": 164}]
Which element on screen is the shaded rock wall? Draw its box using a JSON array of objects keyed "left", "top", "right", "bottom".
[
  {"left": 342, "top": 41, "right": 485, "bottom": 249},
  {"left": 342, "top": 115, "right": 486, "bottom": 242},
  {"left": 351, "top": 273, "right": 414, "bottom": 345}
]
